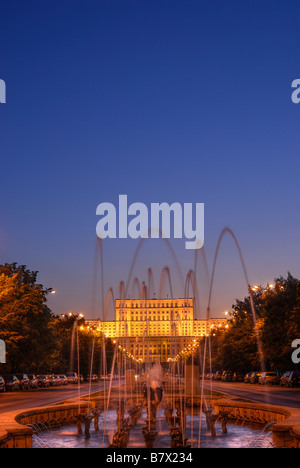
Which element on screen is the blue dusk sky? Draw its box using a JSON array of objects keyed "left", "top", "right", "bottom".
[{"left": 1, "top": 0, "right": 300, "bottom": 320}]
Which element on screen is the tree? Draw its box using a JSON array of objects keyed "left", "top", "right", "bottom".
[
  {"left": 260, "top": 273, "right": 300, "bottom": 371},
  {"left": 0, "top": 263, "right": 116, "bottom": 376},
  {"left": 0, "top": 263, "right": 57, "bottom": 373},
  {"left": 206, "top": 273, "right": 300, "bottom": 373},
  {"left": 49, "top": 314, "right": 116, "bottom": 376}
]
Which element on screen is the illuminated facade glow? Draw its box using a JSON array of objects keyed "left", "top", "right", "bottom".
[{"left": 86, "top": 298, "right": 227, "bottom": 363}]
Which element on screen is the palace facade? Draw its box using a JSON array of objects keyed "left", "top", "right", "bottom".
[{"left": 86, "top": 298, "right": 227, "bottom": 364}]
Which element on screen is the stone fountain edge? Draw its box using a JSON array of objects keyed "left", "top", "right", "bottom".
[
  {"left": 0, "top": 401, "right": 91, "bottom": 448},
  {"left": 0, "top": 394, "right": 300, "bottom": 448}
]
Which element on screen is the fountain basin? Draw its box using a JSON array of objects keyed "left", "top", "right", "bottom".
[
  {"left": 1, "top": 394, "right": 300, "bottom": 448},
  {"left": 213, "top": 399, "right": 300, "bottom": 448},
  {"left": 0, "top": 402, "right": 90, "bottom": 448}
]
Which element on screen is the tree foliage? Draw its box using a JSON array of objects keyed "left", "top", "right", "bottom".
[
  {"left": 0, "top": 263, "right": 115, "bottom": 375},
  {"left": 208, "top": 273, "right": 300, "bottom": 373},
  {"left": 0, "top": 263, "right": 56, "bottom": 373},
  {"left": 50, "top": 314, "right": 115, "bottom": 376}
]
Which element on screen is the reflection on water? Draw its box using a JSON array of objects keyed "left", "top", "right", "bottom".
[{"left": 33, "top": 407, "right": 272, "bottom": 449}]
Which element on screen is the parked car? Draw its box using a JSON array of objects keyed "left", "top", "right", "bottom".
[
  {"left": 259, "top": 372, "right": 280, "bottom": 385},
  {"left": 57, "top": 375, "right": 68, "bottom": 386},
  {"left": 48, "top": 375, "right": 60, "bottom": 387},
  {"left": 280, "top": 371, "right": 292, "bottom": 387},
  {"left": 0, "top": 376, "right": 5, "bottom": 392},
  {"left": 250, "top": 372, "right": 261, "bottom": 384},
  {"left": 87, "top": 374, "right": 99, "bottom": 383},
  {"left": 66, "top": 372, "right": 79, "bottom": 384},
  {"left": 4, "top": 375, "right": 20, "bottom": 392},
  {"left": 213, "top": 371, "right": 223, "bottom": 381},
  {"left": 233, "top": 372, "right": 245, "bottom": 382},
  {"left": 57, "top": 375, "right": 65, "bottom": 386},
  {"left": 53, "top": 375, "right": 62, "bottom": 386},
  {"left": 244, "top": 373, "right": 252, "bottom": 384},
  {"left": 222, "top": 371, "right": 233, "bottom": 382},
  {"left": 16, "top": 374, "right": 30, "bottom": 391},
  {"left": 37, "top": 375, "right": 50, "bottom": 388},
  {"left": 100, "top": 374, "right": 113, "bottom": 381},
  {"left": 27, "top": 374, "right": 39, "bottom": 389},
  {"left": 280, "top": 371, "right": 300, "bottom": 387}
]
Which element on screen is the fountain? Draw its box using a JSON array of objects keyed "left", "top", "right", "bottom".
[
  {"left": 30, "top": 364, "right": 275, "bottom": 449},
  {"left": 28, "top": 229, "right": 279, "bottom": 449}
]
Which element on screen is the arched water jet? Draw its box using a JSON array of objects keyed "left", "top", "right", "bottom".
[
  {"left": 140, "top": 316, "right": 152, "bottom": 431},
  {"left": 102, "top": 338, "right": 120, "bottom": 447},
  {"left": 98, "top": 288, "right": 114, "bottom": 379},
  {"left": 94, "top": 236, "right": 105, "bottom": 320},
  {"left": 183, "top": 268, "right": 209, "bottom": 446},
  {"left": 133, "top": 336, "right": 140, "bottom": 405},
  {"left": 174, "top": 315, "right": 186, "bottom": 446},
  {"left": 185, "top": 271, "right": 213, "bottom": 423},
  {"left": 91, "top": 238, "right": 100, "bottom": 317},
  {"left": 193, "top": 246, "right": 210, "bottom": 320},
  {"left": 146, "top": 318, "right": 151, "bottom": 421},
  {"left": 158, "top": 267, "right": 174, "bottom": 300},
  {"left": 119, "top": 281, "right": 126, "bottom": 300},
  {"left": 184, "top": 269, "right": 202, "bottom": 303},
  {"left": 94, "top": 237, "right": 109, "bottom": 428},
  {"left": 185, "top": 268, "right": 209, "bottom": 395},
  {"left": 198, "top": 227, "right": 267, "bottom": 448},
  {"left": 131, "top": 277, "right": 141, "bottom": 299},
  {"left": 93, "top": 227, "right": 266, "bottom": 448},
  {"left": 103, "top": 287, "right": 115, "bottom": 322},
  {"left": 148, "top": 268, "right": 155, "bottom": 299},
  {"left": 87, "top": 336, "right": 95, "bottom": 406},
  {"left": 69, "top": 321, "right": 77, "bottom": 374},
  {"left": 124, "top": 231, "right": 185, "bottom": 299},
  {"left": 100, "top": 286, "right": 116, "bottom": 441},
  {"left": 140, "top": 281, "right": 147, "bottom": 301},
  {"left": 207, "top": 227, "right": 265, "bottom": 375},
  {"left": 157, "top": 267, "right": 186, "bottom": 445},
  {"left": 188, "top": 253, "right": 212, "bottom": 446},
  {"left": 69, "top": 320, "right": 82, "bottom": 413}
]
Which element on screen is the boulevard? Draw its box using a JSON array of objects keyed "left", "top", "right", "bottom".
[
  {"left": 0, "top": 379, "right": 299, "bottom": 414},
  {"left": 0, "top": 381, "right": 114, "bottom": 413},
  {"left": 204, "top": 381, "right": 300, "bottom": 409}
]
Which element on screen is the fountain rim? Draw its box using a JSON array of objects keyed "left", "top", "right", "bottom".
[{"left": 1, "top": 393, "right": 300, "bottom": 448}]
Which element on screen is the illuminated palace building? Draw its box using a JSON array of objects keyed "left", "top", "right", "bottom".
[{"left": 86, "top": 298, "right": 227, "bottom": 364}]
